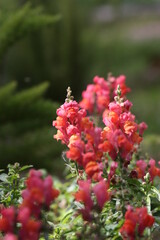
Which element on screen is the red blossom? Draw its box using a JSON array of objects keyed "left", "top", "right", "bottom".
[
  {"left": 19, "top": 219, "right": 41, "bottom": 240},
  {"left": 93, "top": 180, "right": 110, "bottom": 209},
  {"left": 149, "top": 159, "right": 160, "bottom": 182},
  {"left": 101, "top": 99, "right": 144, "bottom": 162},
  {"left": 21, "top": 169, "right": 59, "bottom": 217},
  {"left": 139, "top": 122, "right": 148, "bottom": 136},
  {"left": 79, "top": 74, "right": 130, "bottom": 115},
  {"left": 0, "top": 207, "right": 15, "bottom": 233},
  {"left": 136, "top": 160, "right": 147, "bottom": 179},
  {"left": 74, "top": 180, "right": 93, "bottom": 221},
  {"left": 120, "top": 206, "right": 154, "bottom": 240},
  {"left": 75, "top": 180, "right": 110, "bottom": 221},
  {"left": 135, "top": 159, "right": 160, "bottom": 182}
]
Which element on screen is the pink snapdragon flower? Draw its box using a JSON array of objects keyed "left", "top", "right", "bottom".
[{"left": 53, "top": 100, "right": 86, "bottom": 145}]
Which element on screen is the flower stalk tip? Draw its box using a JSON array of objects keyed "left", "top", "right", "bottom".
[{"left": 65, "top": 86, "right": 74, "bottom": 103}]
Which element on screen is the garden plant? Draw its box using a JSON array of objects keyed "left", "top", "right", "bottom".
[{"left": 1, "top": 74, "right": 160, "bottom": 240}]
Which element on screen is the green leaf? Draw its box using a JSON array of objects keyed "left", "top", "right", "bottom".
[
  {"left": 0, "top": 173, "right": 8, "bottom": 182},
  {"left": 151, "top": 187, "right": 160, "bottom": 201},
  {"left": 128, "top": 178, "right": 142, "bottom": 188},
  {"left": 19, "top": 165, "right": 33, "bottom": 172}
]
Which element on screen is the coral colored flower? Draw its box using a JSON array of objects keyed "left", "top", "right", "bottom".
[
  {"left": 66, "top": 135, "right": 85, "bottom": 165},
  {"left": 53, "top": 100, "right": 86, "bottom": 145},
  {"left": 79, "top": 74, "right": 130, "bottom": 115},
  {"left": 85, "top": 161, "right": 103, "bottom": 181},
  {"left": 120, "top": 206, "right": 154, "bottom": 240},
  {"left": 101, "top": 98, "right": 145, "bottom": 162},
  {"left": 123, "top": 121, "right": 137, "bottom": 136}
]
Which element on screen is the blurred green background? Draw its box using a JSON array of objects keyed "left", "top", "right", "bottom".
[{"left": 1, "top": 0, "right": 160, "bottom": 174}]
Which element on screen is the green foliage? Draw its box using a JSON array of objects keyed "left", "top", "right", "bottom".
[
  {"left": 0, "top": 82, "right": 64, "bottom": 174},
  {"left": 0, "top": 163, "right": 32, "bottom": 207},
  {"left": 0, "top": 2, "right": 60, "bottom": 60}
]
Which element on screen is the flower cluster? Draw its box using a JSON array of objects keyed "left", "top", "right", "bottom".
[
  {"left": 53, "top": 100, "right": 86, "bottom": 145},
  {"left": 1, "top": 72, "right": 159, "bottom": 239},
  {"left": 0, "top": 169, "right": 59, "bottom": 240},
  {"left": 54, "top": 75, "right": 147, "bottom": 183},
  {"left": 120, "top": 206, "right": 154, "bottom": 240},
  {"left": 74, "top": 180, "right": 110, "bottom": 221},
  {"left": 79, "top": 75, "right": 130, "bottom": 114},
  {"left": 100, "top": 99, "right": 147, "bottom": 162},
  {"left": 136, "top": 158, "right": 160, "bottom": 182},
  {"left": 53, "top": 74, "right": 157, "bottom": 239},
  {"left": 66, "top": 122, "right": 104, "bottom": 181}
]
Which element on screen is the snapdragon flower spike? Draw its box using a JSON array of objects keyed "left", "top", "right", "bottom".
[
  {"left": 0, "top": 206, "right": 41, "bottom": 240},
  {"left": 21, "top": 169, "right": 59, "bottom": 218},
  {"left": 79, "top": 74, "right": 130, "bottom": 114},
  {"left": 53, "top": 100, "right": 86, "bottom": 145},
  {"left": 120, "top": 206, "right": 154, "bottom": 240},
  {"left": 100, "top": 98, "right": 147, "bottom": 162},
  {"left": 74, "top": 180, "right": 110, "bottom": 221}
]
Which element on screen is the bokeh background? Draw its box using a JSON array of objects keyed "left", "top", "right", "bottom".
[{"left": 1, "top": 0, "right": 160, "bottom": 175}]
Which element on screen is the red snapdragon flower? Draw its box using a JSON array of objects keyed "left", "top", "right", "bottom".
[
  {"left": 136, "top": 160, "right": 147, "bottom": 179},
  {"left": 0, "top": 207, "right": 15, "bottom": 233},
  {"left": 0, "top": 169, "right": 60, "bottom": 240},
  {"left": 120, "top": 206, "right": 154, "bottom": 240},
  {"left": 74, "top": 180, "right": 93, "bottom": 221},
  {"left": 149, "top": 159, "right": 160, "bottom": 182},
  {"left": 75, "top": 180, "right": 110, "bottom": 221},
  {"left": 21, "top": 169, "right": 59, "bottom": 217},
  {"left": 135, "top": 159, "right": 160, "bottom": 182}
]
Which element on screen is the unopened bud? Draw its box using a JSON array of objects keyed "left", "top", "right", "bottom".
[
  {"left": 65, "top": 87, "right": 74, "bottom": 102},
  {"left": 116, "top": 85, "right": 121, "bottom": 97}
]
